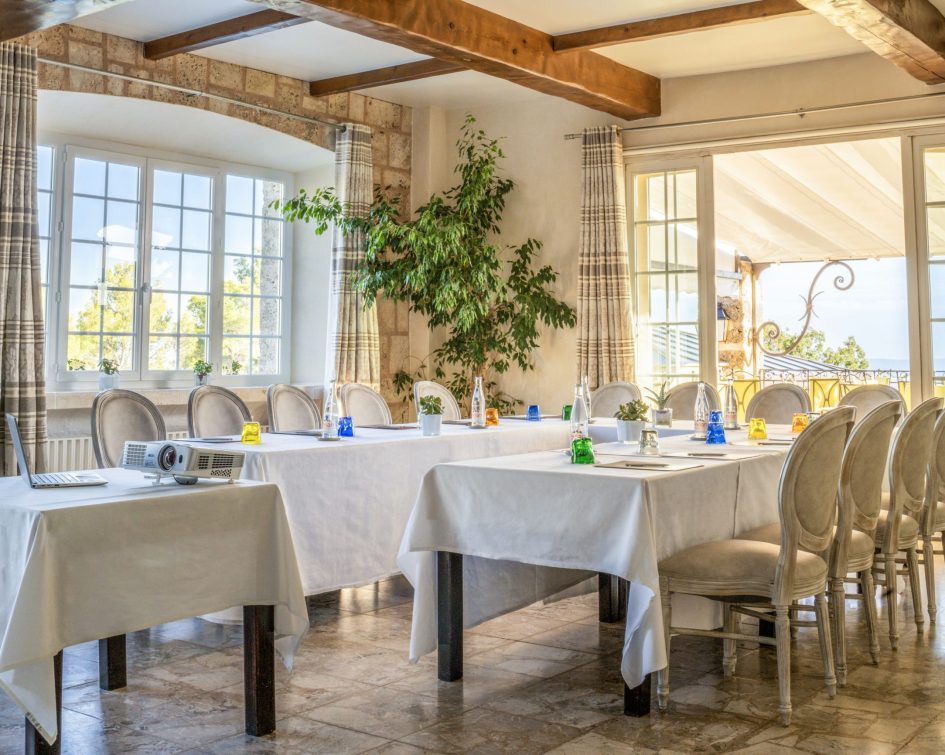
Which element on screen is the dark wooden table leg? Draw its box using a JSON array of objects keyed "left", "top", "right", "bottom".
[
  {"left": 26, "top": 650, "right": 62, "bottom": 755},
  {"left": 624, "top": 674, "right": 652, "bottom": 716},
  {"left": 244, "top": 605, "right": 275, "bottom": 737},
  {"left": 599, "top": 574, "right": 628, "bottom": 623},
  {"left": 437, "top": 551, "right": 463, "bottom": 682},
  {"left": 98, "top": 634, "right": 126, "bottom": 690}
]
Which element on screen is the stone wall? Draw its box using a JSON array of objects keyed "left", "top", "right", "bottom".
[{"left": 17, "top": 24, "right": 413, "bottom": 414}]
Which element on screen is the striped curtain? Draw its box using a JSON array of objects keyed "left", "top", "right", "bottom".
[
  {"left": 576, "top": 125, "right": 635, "bottom": 390},
  {"left": 0, "top": 43, "right": 46, "bottom": 476},
  {"left": 327, "top": 124, "right": 380, "bottom": 390}
]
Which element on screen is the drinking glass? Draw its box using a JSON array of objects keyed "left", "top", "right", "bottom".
[
  {"left": 748, "top": 418, "right": 768, "bottom": 440},
  {"left": 485, "top": 408, "right": 500, "bottom": 426},
  {"left": 706, "top": 422, "right": 727, "bottom": 445},
  {"left": 571, "top": 437, "right": 595, "bottom": 464},
  {"left": 527, "top": 404, "right": 541, "bottom": 421},
  {"left": 791, "top": 412, "right": 809, "bottom": 435},
  {"left": 338, "top": 416, "right": 354, "bottom": 437},
  {"left": 562, "top": 404, "right": 572, "bottom": 421},
  {"left": 241, "top": 421, "right": 261, "bottom": 445},
  {"left": 639, "top": 428, "right": 660, "bottom": 455}
]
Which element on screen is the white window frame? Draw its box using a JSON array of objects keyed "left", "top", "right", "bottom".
[{"left": 41, "top": 132, "right": 293, "bottom": 391}]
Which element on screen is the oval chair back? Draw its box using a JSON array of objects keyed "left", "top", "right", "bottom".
[
  {"left": 922, "top": 408, "right": 945, "bottom": 537},
  {"left": 746, "top": 383, "right": 811, "bottom": 425},
  {"left": 187, "top": 385, "right": 251, "bottom": 438},
  {"left": 412, "top": 380, "right": 461, "bottom": 421},
  {"left": 340, "top": 383, "right": 392, "bottom": 425},
  {"left": 664, "top": 381, "right": 720, "bottom": 420},
  {"left": 267, "top": 384, "right": 320, "bottom": 432},
  {"left": 838, "top": 384, "right": 905, "bottom": 422},
  {"left": 590, "top": 381, "right": 642, "bottom": 419},
  {"left": 91, "top": 389, "right": 166, "bottom": 468}
]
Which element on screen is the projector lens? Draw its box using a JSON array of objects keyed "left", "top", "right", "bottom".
[{"left": 157, "top": 444, "right": 177, "bottom": 471}]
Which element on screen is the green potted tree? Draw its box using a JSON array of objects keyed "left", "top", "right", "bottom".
[
  {"left": 646, "top": 382, "right": 673, "bottom": 427},
  {"left": 418, "top": 395, "right": 443, "bottom": 437},
  {"left": 615, "top": 400, "right": 649, "bottom": 444},
  {"left": 193, "top": 360, "right": 213, "bottom": 386},
  {"left": 98, "top": 358, "right": 119, "bottom": 392}
]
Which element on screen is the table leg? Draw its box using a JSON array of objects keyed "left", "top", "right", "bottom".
[
  {"left": 25, "top": 651, "right": 62, "bottom": 755},
  {"left": 437, "top": 551, "right": 463, "bottom": 682},
  {"left": 599, "top": 574, "right": 628, "bottom": 624},
  {"left": 98, "top": 634, "right": 126, "bottom": 690},
  {"left": 243, "top": 605, "right": 275, "bottom": 737},
  {"left": 759, "top": 617, "right": 776, "bottom": 639},
  {"left": 624, "top": 674, "right": 652, "bottom": 716}
]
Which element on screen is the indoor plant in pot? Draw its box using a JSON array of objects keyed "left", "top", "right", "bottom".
[
  {"left": 194, "top": 360, "right": 213, "bottom": 386},
  {"left": 646, "top": 382, "right": 673, "bottom": 427},
  {"left": 418, "top": 395, "right": 444, "bottom": 437},
  {"left": 98, "top": 358, "right": 119, "bottom": 391},
  {"left": 615, "top": 400, "right": 649, "bottom": 444}
]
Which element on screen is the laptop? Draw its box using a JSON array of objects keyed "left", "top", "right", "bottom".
[{"left": 5, "top": 414, "right": 107, "bottom": 488}]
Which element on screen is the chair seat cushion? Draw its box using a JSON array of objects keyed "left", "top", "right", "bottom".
[
  {"left": 658, "top": 539, "right": 827, "bottom": 598},
  {"left": 875, "top": 508, "right": 919, "bottom": 544},
  {"left": 740, "top": 522, "right": 875, "bottom": 566}
]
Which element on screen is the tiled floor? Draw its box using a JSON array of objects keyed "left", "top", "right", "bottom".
[{"left": 5, "top": 570, "right": 945, "bottom": 753}]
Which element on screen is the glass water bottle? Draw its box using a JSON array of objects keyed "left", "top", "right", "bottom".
[
  {"left": 693, "top": 381, "right": 709, "bottom": 439},
  {"left": 323, "top": 379, "right": 338, "bottom": 438},
  {"left": 723, "top": 380, "right": 739, "bottom": 430},
  {"left": 581, "top": 375, "right": 592, "bottom": 420},
  {"left": 470, "top": 376, "right": 486, "bottom": 428},
  {"left": 570, "top": 383, "right": 589, "bottom": 442}
]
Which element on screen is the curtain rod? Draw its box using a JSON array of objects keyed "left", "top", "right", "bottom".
[
  {"left": 38, "top": 58, "right": 346, "bottom": 133},
  {"left": 562, "top": 88, "right": 945, "bottom": 140}
]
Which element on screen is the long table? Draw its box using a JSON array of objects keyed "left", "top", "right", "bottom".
[
  {"left": 0, "top": 470, "right": 308, "bottom": 751},
  {"left": 397, "top": 426, "right": 792, "bottom": 713}
]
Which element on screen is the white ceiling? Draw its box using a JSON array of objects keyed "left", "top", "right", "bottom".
[
  {"left": 38, "top": 91, "right": 333, "bottom": 172},
  {"left": 70, "top": 0, "right": 879, "bottom": 112}
]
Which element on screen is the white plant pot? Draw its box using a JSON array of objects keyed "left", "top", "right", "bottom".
[
  {"left": 420, "top": 413, "right": 442, "bottom": 437},
  {"left": 652, "top": 408, "right": 673, "bottom": 427},
  {"left": 616, "top": 419, "right": 645, "bottom": 444},
  {"left": 98, "top": 373, "right": 118, "bottom": 392},
  {"left": 195, "top": 374, "right": 209, "bottom": 387}
]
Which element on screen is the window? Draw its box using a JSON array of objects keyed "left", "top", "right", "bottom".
[
  {"left": 924, "top": 146, "right": 945, "bottom": 396},
  {"left": 631, "top": 168, "right": 700, "bottom": 386},
  {"left": 43, "top": 141, "right": 290, "bottom": 388},
  {"left": 36, "top": 145, "right": 55, "bottom": 314}
]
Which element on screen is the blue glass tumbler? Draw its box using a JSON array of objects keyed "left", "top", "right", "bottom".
[
  {"left": 338, "top": 416, "right": 354, "bottom": 437},
  {"left": 527, "top": 404, "right": 541, "bottom": 421},
  {"left": 706, "top": 410, "right": 726, "bottom": 445}
]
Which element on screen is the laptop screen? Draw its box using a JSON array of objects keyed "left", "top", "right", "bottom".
[{"left": 5, "top": 414, "right": 33, "bottom": 486}]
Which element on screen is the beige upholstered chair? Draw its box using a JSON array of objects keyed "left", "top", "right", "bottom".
[
  {"left": 340, "top": 382, "right": 392, "bottom": 425},
  {"left": 875, "top": 397, "right": 942, "bottom": 644},
  {"left": 91, "top": 389, "right": 166, "bottom": 468},
  {"left": 920, "top": 409, "right": 945, "bottom": 622},
  {"left": 413, "top": 380, "right": 461, "bottom": 421},
  {"left": 187, "top": 385, "right": 251, "bottom": 437},
  {"left": 590, "top": 381, "right": 642, "bottom": 418},
  {"left": 657, "top": 406, "right": 855, "bottom": 725},
  {"left": 745, "top": 383, "right": 811, "bottom": 425},
  {"left": 838, "top": 384, "right": 905, "bottom": 421},
  {"left": 267, "top": 384, "right": 320, "bottom": 432},
  {"left": 664, "top": 381, "right": 720, "bottom": 420}
]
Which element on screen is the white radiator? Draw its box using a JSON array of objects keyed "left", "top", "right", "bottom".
[{"left": 46, "top": 431, "right": 190, "bottom": 472}]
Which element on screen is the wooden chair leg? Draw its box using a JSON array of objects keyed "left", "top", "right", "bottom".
[
  {"left": 923, "top": 537, "right": 937, "bottom": 624},
  {"left": 907, "top": 547, "right": 924, "bottom": 629},
  {"left": 885, "top": 555, "right": 899, "bottom": 650},
  {"left": 656, "top": 577, "right": 671, "bottom": 711},
  {"left": 828, "top": 580, "right": 846, "bottom": 687},
  {"left": 775, "top": 605, "right": 792, "bottom": 726},
  {"left": 722, "top": 602, "right": 736, "bottom": 676},
  {"left": 814, "top": 592, "right": 837, "bottom": 698},
  {"left": 861, "top": 569, "right": 881, "bottom": 664}
]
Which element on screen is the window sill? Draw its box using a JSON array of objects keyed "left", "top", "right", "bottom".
[{"left": 46, "top": 385, "right": 272, "bottom": 411}]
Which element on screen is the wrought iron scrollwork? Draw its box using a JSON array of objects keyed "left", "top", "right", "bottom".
[{"left": 755, "top": 260, "right": 855, "bottom": 358}]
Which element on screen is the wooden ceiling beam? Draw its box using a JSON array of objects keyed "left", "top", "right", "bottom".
[
  {"left": 310, "top": 58, "right": 463, "bottom": 96},
  {"left": 144, "top": 10, "right": 309, "bottom": 60},
  {"left": 253, "top": 0, "right": 660, "bottom": 119},
  {"left": 797, "top": 0, "right": 945, "bottom": 84},
  {"left": 553, "top": 0, "right": 809, "bottom": 52},
  {"left": 1, "top": 0, "right": 135, "bottom": 43}
]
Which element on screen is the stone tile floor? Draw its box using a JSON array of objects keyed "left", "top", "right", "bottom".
[{"left": 4, "top": 571, "right": 945, "bottom": 753}]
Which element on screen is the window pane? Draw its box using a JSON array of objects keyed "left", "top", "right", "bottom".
[
  {"left": 37, "top": 192, "right": 51, "bottom": 235},
  {"left": 670, "top": 171, "right": 697, "bottom": 220},
  {"left": 253, "top": 338, "right": 280, "bottom": 374},
  {"left": 68, "top": 287, "right": 98, "bottom": 330},
  {"left": 108, "top": 163, "right": 139, "bottom": 201},
  {"left": 925, "top": 148, "right": 945, "bottom": 203},
  {"left": 74, "top": 157, "right": 106, "bottom": 196},
  {"left": 222, "top": 338, "right": 249, "bottom": 374},
  {"left": 671, "top": 222, "right": 698, "bottom": 272},
  {"left": 103, "top": 290, "right": 135, "bottom": 333},
  {"left": 254, "top": 258, "right": 281, "bottom": 297},
  {"left": 179, "top": 337, "right": 207, "bottom": 370},
  {"left": 934, "top": 321, "right": 945, "bottom": 374},
  {"left": 258, "top": 219, "right": 283, "bottom": 257},
  {"left": 181, "top": 294, "right": 208, "bottom": 333},
  {"left": 928, "top": 207, "right": 945, "bottom": 258},
  {"left": 72, "top": 196, "right": 105, "bottom": 240},
  {"left": 635, "top": 173, "right": 665, "bottom": 221},
  {"left": 105, "top": 200, "right": 138, "bottom": 244},
  {"left": 225, "top": 215, "right": 253, "bottom": 254},
  {"left": 182, "top": 209, "right": 210, "bottom": 251},
  {"left": 224, "top": 255, "right": 252, "bottom": 292},
  {"left": 183, "top": 174, "right": 211, "bottom": 210},
  {"left": 932, "top": 264, "right": 945, "bottom": 319},
  {"left": 256, "top": 179, "right": 283, "bottom": 217},
  {"left": 149, "top": 336, "right": 177, "bottom": 371},
  {"left": 70, "top": 243, "right": 102, "bottom": 286},
  {"left": 153, "top": 170, "right": 182, "bottom": 206},
  {"left": 181, "top": 252, "right": 209, "bottom": 292},
  {"left": 646, "top": 276, "right": 666, "bottom": 321},
  {"left": 37, "top": 146, "right": 53, "bottom": 192},
  {"left": 673, "top": 273, "right": 699, "bottom": 322},
  {"left": 152, "top": 205, "right": 181, "bottom": 248},
  {"left": 149, "top": 291, "right": 179, "bottom": 334},
  {"left": 226, "top": 175, "right": 254, "bottom": 215},
  {"left": 150, "top": 249, "right": 179, "bottom": 291},
  {"left": 223, "top": 295, "right": 251, "bottom": 335},
  {"left": 67, "top": 334, "right": 99, "bottom": 371},
  {"left": 104, "top": 245, "right": 135, "bottom": 286},
  {"left": 254, "top": 299, "right": 281, "bottom": 336},
  {"left": 102, "top": 335, "right": 134, "bottom": 371}
]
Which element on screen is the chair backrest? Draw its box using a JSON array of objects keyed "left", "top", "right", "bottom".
[
  {"left": 91, "top": 389, "right": 166, "bottom": 468},
  {"left": 746, "top": 383, "right": 811, "bottom": 425},
  {"left": 922, "top": 408, "right": 945, "bottom": 536},
  {"left": 187, "top": 385, "right": 251, "bottom": 437},
  {"left": 413, "top": 380, "right": 461, "bottom": 421},
  {"left": 340, "top": 382, "right": 392, "bottom": 425},
  {"left": 774, "top": 405, "right": 855, "bottom": 604},
  {"left": 591, "top": 381, "right": 642, "bottom": 419},
  {"left": 838, "top": 384, "right": 905, "bottom": 421},
  {"left": 267, "top": 384, "right": 320, "bottom": 432},
  {"left": 831, "top": 401, "right": 902, "bottom": 578},
  {"left": 882, "top": 397, "right": 943, "bottom": 552},
  {"left": 664, "top": 381, "right": 720, "bottom": 420}
]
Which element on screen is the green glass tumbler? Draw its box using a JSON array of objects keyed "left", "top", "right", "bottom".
[
  {"left": 571, "top": 437, "right": 595, "bottom": 464},
  {"left": 562, "top": 404, "right": 572, "bottom": 421}
]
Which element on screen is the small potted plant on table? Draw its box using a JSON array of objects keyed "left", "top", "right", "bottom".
[
  {"left": 646, "top": 382, "right": 673, "bottom": 427},
  {"left": 418, "top": 395, "right": 443, "bottom": 437},
  {"left": 98, "top": 358, "right": 119, "bottom": 391},
  {"left": 194, "top": 360, "right": 213, "bottom": 386},
  {"left": 615, "top": 400, "right": 649, "bottom": 444}
]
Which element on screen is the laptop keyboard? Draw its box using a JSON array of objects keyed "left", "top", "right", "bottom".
[{"left": 35, "top": 472, "right": 78, "bottom": 485}]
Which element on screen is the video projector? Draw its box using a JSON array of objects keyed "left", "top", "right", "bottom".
[{"left": 121, "top": 440, "right": 244, "bottom": 485}]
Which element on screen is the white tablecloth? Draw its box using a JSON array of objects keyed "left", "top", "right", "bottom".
[
  {"left": 232, "top": 420, "right": 574, "bottom": 595},
  {"left": 0, "top": 469, "right": 308, "bottom": 744},
  {"left": 397, "top": 426, "right": 791, "bottom": 689}
]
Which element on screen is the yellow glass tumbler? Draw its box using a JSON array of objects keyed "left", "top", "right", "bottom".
[
  {"left": 791, "top": 412, "right": 810, "bottom": 435},
  {"left": 241, "top": 421, "right": 262, "bottom": 445},
  {"left": 748, "top": 418, "right": 767, "bottom": 440},
  {"left": 485, "top": 408, "right": 500, "bottom": 426}
]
